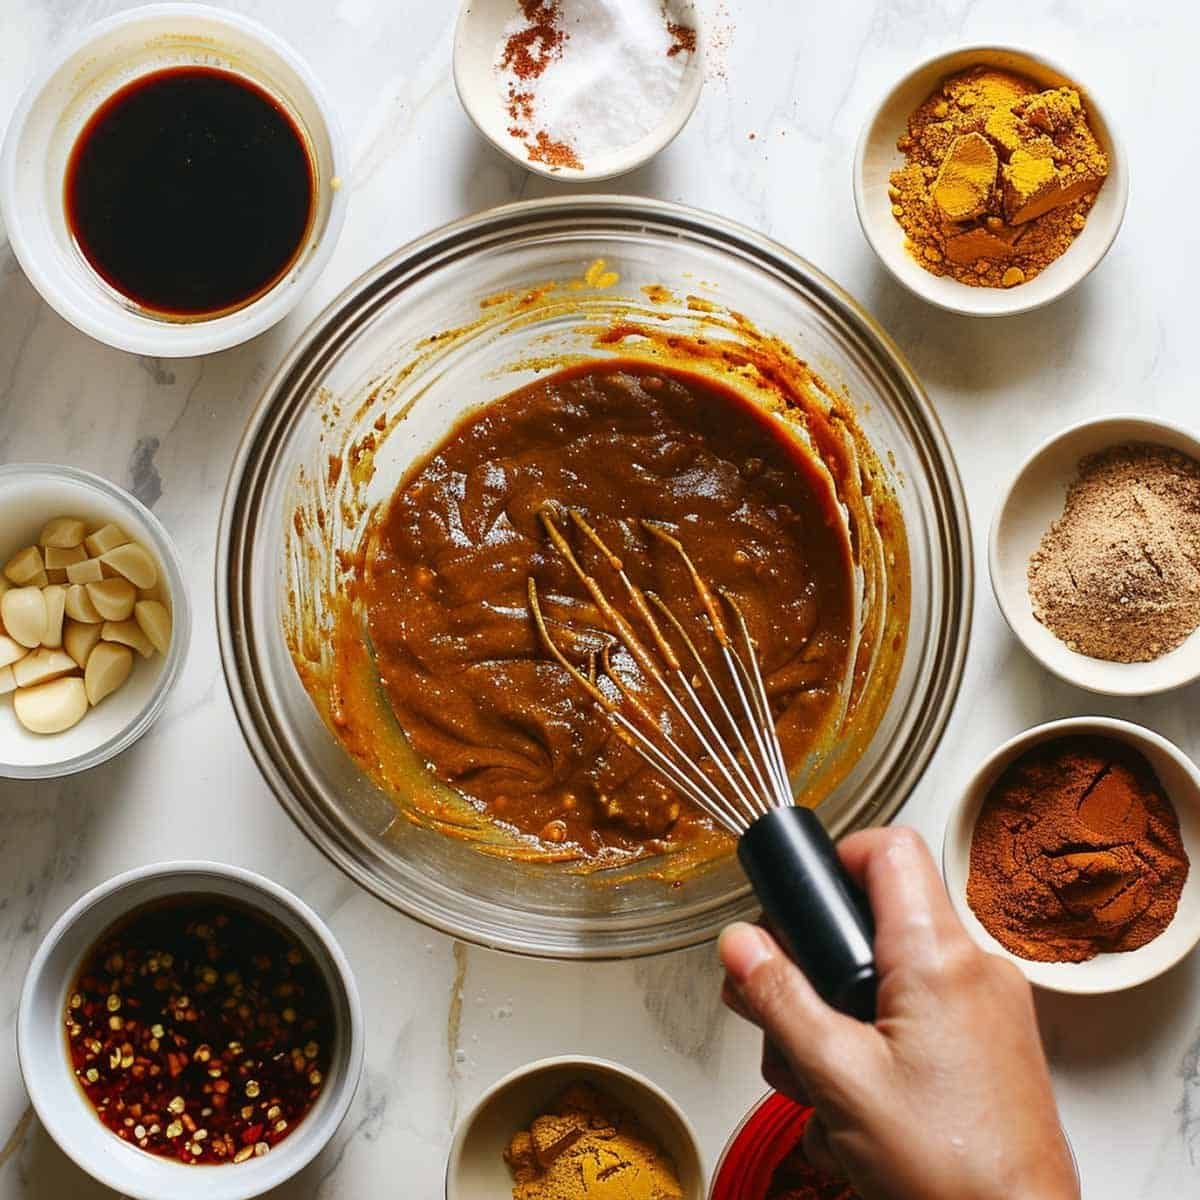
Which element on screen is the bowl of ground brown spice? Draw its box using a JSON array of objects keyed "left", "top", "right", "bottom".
[
  {"left": 943, "top": 718, "right": 1200, "bottom": 995},
  {"left": 854, "top": 46, "right": 1127, "bottom": 315},
  {"left": 990, "top": 414, "right": 1200, "bottom": 695},
  {"left": 445, "top": 1056, "right": 703, "bottom": 1200}
]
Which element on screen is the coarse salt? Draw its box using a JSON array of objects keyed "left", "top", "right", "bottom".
[{"left": 495, "top": 0, "right": 696, "bottom": 170}]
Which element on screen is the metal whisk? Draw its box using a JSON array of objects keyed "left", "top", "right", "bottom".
[{"left": 529, "top": 508, "right": 877, "bottom": 1021}]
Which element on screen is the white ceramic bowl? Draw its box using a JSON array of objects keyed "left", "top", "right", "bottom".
[
  {"left": 943, "top": 717, "right": 1200, "bottom": 996},
  {"left": 445, "top": 1055, "right": 704, "bottom": 1199},
  {"left": 0, "top": 3, "right": 346, "bottom": 357},
  {"left": 989, "top": 414, "right": 1200, "bottom": 695},
  {"left": 853, "top": 45, "right": 1128, "bottom": 316},
  {"left": 0, "top": 464, "right": 191, "bottom": 779},
  {"left": 452, "top": 0, "right": 704, "bottom": 182},
  {"left": 18, "top": 861, "right": 364, "bottom": 1200}
]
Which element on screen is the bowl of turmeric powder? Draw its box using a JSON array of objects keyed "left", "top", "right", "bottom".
[
  {"left": 854, "top": 46, "right": 1128, "bottom": 315},
  {"left": 943, "top": 717, "right": 1200, "bottom": 995}
]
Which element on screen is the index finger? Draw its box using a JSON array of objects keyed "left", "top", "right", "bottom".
[{"left": 837, "top": 826, "right": 969, "bottom": 972}]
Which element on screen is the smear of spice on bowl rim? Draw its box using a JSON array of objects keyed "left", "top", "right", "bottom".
[
  {"left": 1027, "top": 443, "right": 1200, "bottom": 662},
  {"left": 967, "top": 735, "right": 1189, "bottom": 964},
  {"left": 889, "top": 66, "right": 1108, "bottom": 287},
  {"left": 65, "top": 896, "right": 334, "bottom": 1165},
  {"left": 504, "top": 1080, "right": 684, "bottom": 1199},
  {"left": 496, "top": 0, "right": 697, "bottom": 172}
]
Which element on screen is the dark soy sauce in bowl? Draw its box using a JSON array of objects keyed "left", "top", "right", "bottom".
[{"left": 64, "top": 66, "right": 315, "bottom": 318}]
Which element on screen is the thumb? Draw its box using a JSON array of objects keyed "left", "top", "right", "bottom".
[{"left": 719, "top": 922, "right": 870, "bottom": 1097}]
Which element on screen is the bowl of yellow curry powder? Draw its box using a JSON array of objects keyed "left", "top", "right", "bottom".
[{"left": 854, "top": 45, "right": 1128, "bottom": 315}]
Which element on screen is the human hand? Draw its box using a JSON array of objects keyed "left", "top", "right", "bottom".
[{"left": 719, "top": 827, "right": 1079, "bottom": 1200}]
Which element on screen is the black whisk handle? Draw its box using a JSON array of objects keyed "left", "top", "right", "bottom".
[{"left": 737, "top": 806, "right": 877, "bottom": 1022}]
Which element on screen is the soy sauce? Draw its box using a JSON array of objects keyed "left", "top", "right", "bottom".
[{"left": 65, "top": 67, "right": 315, "bottom": 318}]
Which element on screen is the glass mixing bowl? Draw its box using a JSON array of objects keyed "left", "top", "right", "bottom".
[{"left": 217, "top": 196, "right": 971, "bottom": 959}]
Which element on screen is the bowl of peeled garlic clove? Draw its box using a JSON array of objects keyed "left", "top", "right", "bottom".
[{"left": 0, "top": 464, "right": 190, "bottom": 779}]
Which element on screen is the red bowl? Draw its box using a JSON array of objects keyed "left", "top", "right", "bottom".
[{"left": 709, "top": 1092, "right": 814, "bottom": 1200}]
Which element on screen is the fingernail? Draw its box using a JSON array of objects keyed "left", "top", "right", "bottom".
[{"left": 719, "top": 922, "right": 774, "bottom": 984}]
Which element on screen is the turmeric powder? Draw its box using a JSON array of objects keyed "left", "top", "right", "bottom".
[
  {"left": 889, "top": 66, "right": 1108, "bottom": 288},
  {"left": 504, "top": 1082, "right": 684, "bottom": 1200}
]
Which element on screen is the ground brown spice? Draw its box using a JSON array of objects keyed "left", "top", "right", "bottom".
[
  {"left": 967, "top": 736, "right": 1189, "bottom": 963},
  {"left": 504, "top": 1082, "right": 683, "bottom": 1200},
  {"left": 1028, "top": 443, "right": 1200, "bottom": 662}
]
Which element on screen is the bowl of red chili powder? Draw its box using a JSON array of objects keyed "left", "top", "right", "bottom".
[
  {"left": 944, "top": 717, "right": 1200, "bottom": 995},
  {"left": 17, "top": 861, "right": 363, "bottom": 1200}
]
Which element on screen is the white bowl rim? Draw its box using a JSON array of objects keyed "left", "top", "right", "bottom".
[
  {"left": 942, "top": 715, "right": 1200, "bottom": 995},
  {"left": 16, "top": 859, "right": 365, "bottom": 1200},
  {"left": 987, "top": 411, "right": 1200, "bottom": 696},
  {"left": 444, "top": 1053, "right": 704, "bottom": 1196},
  {"left": 0, "top": 2, "right": 348, "bottom": 357},
  {"left": 852, "top": 42, "right": 1130, "bottom": 317},
  {"left": 451, "top": 0, "right": 705, "bottom": 183},
  {"left": 0, "top": 461, "right": 192, "bottom": 779}
]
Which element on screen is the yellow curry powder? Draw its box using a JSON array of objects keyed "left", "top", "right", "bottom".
[
  {"left": 504, "top": 1083, "right": 684, "bottom": 1200},
  {"left": 889, "top": 66, "right": 1108, "bottom": 287}
]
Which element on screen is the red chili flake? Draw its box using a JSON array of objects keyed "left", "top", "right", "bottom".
[
  {"left": 65, "top": 897, "right": 334, "bottom": 1167},
  {"left": 666, "top": 21, "right": 697, "bottom": 57}
]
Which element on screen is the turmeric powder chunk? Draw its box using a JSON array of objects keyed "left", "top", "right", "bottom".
[
  {"left": 1001, "top": 149, "right": 1062, "bottom": 223},
  {"left": 944, "top": 225, "right": 1018, "bottom": 266},
  {"left": 505, "top": 1082, "right": 684, "bottom": 1200},
  {"left": 930, "top": 132, "right": 997, "bottom": 221},
  {"left": 888, "top": 66, "right": 1109, "bottom": 288}
]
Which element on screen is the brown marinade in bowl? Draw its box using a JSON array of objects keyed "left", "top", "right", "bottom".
[{"left": 285, "top": 267, "right": 910, "bottom": 872}]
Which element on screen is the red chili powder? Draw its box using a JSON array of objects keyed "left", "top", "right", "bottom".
[
  {"left": 525, "top": 129, "right": 582, "bottom": 170},
  {"left": 498, "top": 1, "right": 567, "bottom": 81},
  {"left": 667, "top": 21, "right": 697, "bottom": 57}
]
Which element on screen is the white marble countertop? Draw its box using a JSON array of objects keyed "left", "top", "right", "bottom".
[{"left": 1, "top": 1, "right": 1198, "bottom": 1195}]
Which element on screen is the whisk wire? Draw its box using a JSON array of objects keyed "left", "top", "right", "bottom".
[{"left": 531, "top": 508, "right": 792, "bottom": 832}]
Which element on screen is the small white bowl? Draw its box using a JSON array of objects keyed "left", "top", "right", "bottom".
[
  {"left": 18, "top": 861, "right": 364, "bottom": 1200},
  {"left": 453, "top": 0, "right": 704, "bottom": 182},
  {"left": 0, "top": 464, "right": 191, "bottom": 779},
  {"left": 853, "top": 45, "right": 1128, "bottom": 316},
  {"left": 0, "top": 3, "right": 347, "bottom": 357},
  {"left": 943, "top": 717, "right": 1200, "bottom": 996},
  {"left": 990, "top": 414, "right": 1200, "bottom": 696},
  {"left": 445, "top": 1055, "right": 704, "bottom": 1199}
]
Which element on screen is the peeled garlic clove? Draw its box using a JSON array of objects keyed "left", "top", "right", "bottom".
[
  {"left": 84, "top": 641, "right": 133, "bottom": 706},
  {"left": 133, "top": 600, "right": 171, "bottom": 656},
  {"left": 66, "top": 558, "right": 104, "bottom": 585},
  {"left": 4, "top": 545, "right": 45, "bottom": 586},
  {"left": 101, "top": 619, "right": 154, "bottom": 658},
  {"left": 0, "top": 635, "right": 27, "bottom": 669},
  {"left": 13, "top": 646, "right": 78, "bottom": 688},
  {"left": 42, "top": 584, "right": 66, "bottom": 648},
  {"left": 87, "top": 578, "right": 136, "bottom": 622},
  {"left": 64, "top": 619, "right": 103, "bottom": 669},
  {"left": 2, "top": 587, "right": 47, "bottom": 648},
  {"left": 0, "top": 665, "right": 14, "bottom": 696},
  {"left": 14, "top": 676, "right": 88, "bottom": 734},
  {"left": 40, "top": 517, "right": 86, "bottom": 549},
  {"left": 45, "top": 545, "right": 87, "bottom": 571},
  {"left": 64, "top": 583, "right": 103, "bottom": 623},
  {"left": 84, "top": 523, "right": 129, "bottom": 557},
  {"left": 100, "top": 543, "right": 157, "bottom": 590}
]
